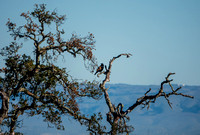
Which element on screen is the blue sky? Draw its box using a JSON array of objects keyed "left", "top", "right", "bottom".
[{"left": 0, "top": 0, "right": 200, "bottom": 85}]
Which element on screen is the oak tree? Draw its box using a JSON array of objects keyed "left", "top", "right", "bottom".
[{"left": 0, "top": 4, "right": 102, "bottom": 134}]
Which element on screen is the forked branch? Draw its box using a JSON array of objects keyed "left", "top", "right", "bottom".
[
  {"left": 100, "top": 53, "right": 132, "bottom": 113},
  {"left": 125, "top": 73, "right": 194, "bottom": 114}
]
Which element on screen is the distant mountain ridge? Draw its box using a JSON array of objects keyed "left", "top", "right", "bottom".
[{"left": 14, "top": 84, "right": 200, "bottom": 135}]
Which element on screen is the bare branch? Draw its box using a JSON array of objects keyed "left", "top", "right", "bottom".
[
  {"left": 102, "top": 53, "right": 132, "bottom": 84},
  {"left": 100, "top": 53, "right": 132, "bottom": 114},
  {"left": 124, "top": 73, "right": 194, "bottom": 115}
]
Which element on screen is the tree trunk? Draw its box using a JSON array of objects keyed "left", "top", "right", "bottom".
[
  {"left": 111, "top": 117, "right": 120, "bottom": 135},
  {"left": 0, "top": 90, "right": 9, "bottom": 124}
]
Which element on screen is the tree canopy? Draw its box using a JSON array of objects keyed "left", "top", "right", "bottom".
[{"left": 0, "top": 4, "right": 193, "bottom": 135}]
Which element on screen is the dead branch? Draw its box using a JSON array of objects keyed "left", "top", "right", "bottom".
[
  {"left": 98, "top": 53, "right": 133, "bottom": 134},
  {"left": 100, "top": 53, "right": 132, "bottom": 114},
  {"left": 125, "top": 73, "right": 194, "bottom": 115}
]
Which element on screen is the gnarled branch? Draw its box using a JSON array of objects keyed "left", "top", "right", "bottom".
[
  {"left": 125, "top": 73, "right": 194, "bottom": 115},
  {"left": 100, "top": 53, "right": 132, "bottom": 114}
]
